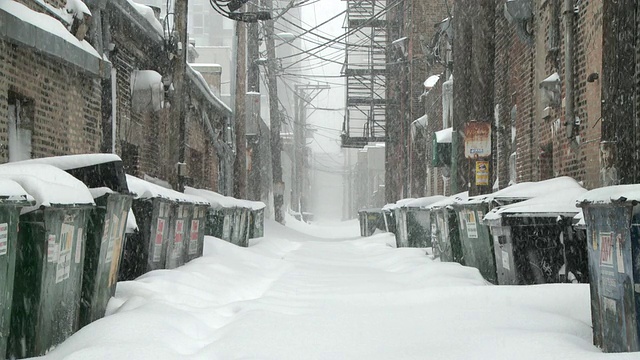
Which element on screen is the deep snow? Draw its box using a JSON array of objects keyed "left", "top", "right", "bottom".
[{"left": 33, "top": 218, "right": 638, "bottom": 359}]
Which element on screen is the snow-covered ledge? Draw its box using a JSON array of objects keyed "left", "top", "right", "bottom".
[{"left": 0, "top": 0, "right": 109, "bottom": 78}]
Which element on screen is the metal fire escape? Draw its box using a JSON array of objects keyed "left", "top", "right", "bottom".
[{"left": 341, "top": 0, "right": 388, "bottom": 148}]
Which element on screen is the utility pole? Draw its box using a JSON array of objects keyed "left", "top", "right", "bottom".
[
  {"left": 263, "top": 0, "right": 285, "bottom": 224},
  {"left": 246, "top": 0, "right": 261, "bottom": 201},
  {"left": 233, "top": 15, "right": 247, "bottom": 199},
  {"left": 291, "top": 84, "right": 329, "bottom": 219},
  {"left": 172, "top": 0, "right": 189, "bottom": 192}
]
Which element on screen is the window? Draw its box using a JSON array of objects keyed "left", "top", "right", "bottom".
[{"left": 7, "top": 91, "right": 34, "bottom": 162}]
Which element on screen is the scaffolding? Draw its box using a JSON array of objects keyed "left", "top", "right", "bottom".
[{"left": 341, "top": 0, "right": 388, "bottom": 148}]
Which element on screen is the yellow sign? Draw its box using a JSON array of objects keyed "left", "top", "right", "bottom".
[{"left": 476, "top": 161, "right": 489, "bottom": 186}]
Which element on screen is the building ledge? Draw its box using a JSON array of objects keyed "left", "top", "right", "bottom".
[{"left": 0, "top": 0, "right": 109, "bottom": 78}]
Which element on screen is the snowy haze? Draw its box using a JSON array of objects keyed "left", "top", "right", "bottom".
[
  {"left": 299, "top": 1, "right": 348, "bottom": 221},
  {"left": 35, "top": 219, "right": 636, "bottom": 359}
]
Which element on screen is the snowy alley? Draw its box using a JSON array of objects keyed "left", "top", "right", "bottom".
[{"left": 34, "top": 217, "right": 637, "bottom": 360}]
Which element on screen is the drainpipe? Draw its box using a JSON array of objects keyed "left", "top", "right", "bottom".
[{"left": 564, "top": 0, "right": 575, "bottom": 139}]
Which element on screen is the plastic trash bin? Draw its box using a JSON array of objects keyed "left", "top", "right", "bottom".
[
  {"left": 578, "top": 185, "right": 640, "bottom": 352},
  {"left": 0, "top": 164, "right": 95, "bottom": 358},
  {"left": 0, "top": 180, "right": 34, "bottom": 358}
]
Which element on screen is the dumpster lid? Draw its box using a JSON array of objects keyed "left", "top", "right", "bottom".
[
  {"left": 578, "top": 184, "right": 640, "bottom": 206},
  {"left": 126, "top": 175, "right": 209, "bottom": 205},
  {"left": 89, "top": 187, "right": 116, "bottom": 199},
  {"left": 0, "top": 163, "right": 95, "bottom": 212},
  {"left": 427, "top": 192, "right": 469, "bottom": 210},
  {"left": 0, "top": 178, "right": 35, "bottom": 203},
  {"left": 405, "top": 195, "right": 448, "bottom": 208},
  {"left": 382, "top": 198, "right": 415, "bottom": 211},
  {"left": 13, "top": 154, "right": 129, "bottom": 193},
  {"left": 184, "top": 186, "right": 266, "bottom": 210},
  {"left": 483, "top": 186, "right": 586, "bottom": 222},
  {"left": 459, "top": 176, "right": 581, "bottom": 205}
]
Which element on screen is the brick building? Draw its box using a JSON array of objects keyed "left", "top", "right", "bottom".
[{"left": 0, "top": 0, "right": 235, "bottom": 195}]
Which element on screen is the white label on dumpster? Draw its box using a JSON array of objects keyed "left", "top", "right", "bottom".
[
  {"left": 465, "top": 211, "right": 478, "bottom": 239},
  {"left": 616, "top": 234, "right": 625, "bottom": 273},
  {"left": 56, "top": 251, "right": 71, "bottom": 283},
  {"left": 189, "top": 220, "right": 199, "bottom": 255},
  {"left": 0, "top": 223, "right": 8, "bottom": 256},
  {"left": 75, "top": 228, "right": 83, "bottom": 264},
  {"left": 106, "top": 214, "right": 120, "bottom": 264},
  {"left": 153, "top": 218, "right": 165, "bottom": 262},
  {"left": 47, "top": 235, "right": 57, "bottom": 262},
  {"left": 502, "top": 250, "right": 510, "bottom": 270}
]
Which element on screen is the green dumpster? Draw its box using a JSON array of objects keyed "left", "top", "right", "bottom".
[
  {"left": 185, "top": 187, "right": 239, "bottom": 243},
  {"left": 484, "top": 183, "right": 587, "bottom": 285},
  {"left": 381, "top": 206, "right": 396, "bottom": 234},
  {"left": 165, "top": 194, "right": 209, "bottom": 269},
  {"left": 578, "top": 185, "right": 640, "bottom": 352},
  {"left": 80, "top": 191, "right": 132, "bottom": 327},
  {"left": 428, "top": 192, "right": 467, "bottom": 263},
  {"left": 184, "top": 204, "right": 209, "bottom": 262},
  {"left": 402, "top": 196, "right": 446, "bottom": 248},
  {"left": 357, "top": 208, "right": 385, "bottom": 237},
  {"left": 121, "top": 175, "right": 178, "bottom": 279},
  {"left": 0, "top": 180, "right": 34, "bottom": 358},
  {"left": 248, "top": 205, "right": 266, "bottom": 239},
  {"left": 453, "top": 176, "right": 587, "bottom": 284},
  {"left": 0, "top": 164, "right": 95, "bottom": 358}
]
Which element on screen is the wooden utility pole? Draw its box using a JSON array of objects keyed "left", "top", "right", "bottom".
[
  {"left": 263, "top": 0, "right": 285, "bottom": 224},
  {"left": 233, "top": 18, "right": 247, "bottom": 199},
  {"left": 173, "top": 0, "right": 189, "bottom": 192},
  {"left": 246, "top": 1, "right": 261, "bottom": 201}
]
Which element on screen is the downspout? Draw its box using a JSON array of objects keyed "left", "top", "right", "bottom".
[{"left": 564, "top": 0, "right": 575, "bottom": 139}]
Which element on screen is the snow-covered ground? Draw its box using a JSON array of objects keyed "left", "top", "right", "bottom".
[{"left": 36, "top": 219, "right": 637, "bottom": 359}]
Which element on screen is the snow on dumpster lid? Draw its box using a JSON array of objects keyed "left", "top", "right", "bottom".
[
  {"left": 0, "top": 163, "right": 94, "bottom": 212},
  {"left": 0, "top": 179, "right": 34, "bottom": 203},
  {"left": 483, "top": 186, "right": 587, "bottom": 222},
  {"left": 405, "top": 195, "right": 448, "bottom": 208},
  {"left": 184, "top": 187, "right": 266, "bottom": 210},
  {"left": 14, "top": 153, "right": 123, "bottom": 170},
  {"left": 382, "top": 198, "right": 415, "bottom": 211},
  {"left": 428, "top": 192, "right": 469, "bottom": 210},
  {"left": 578, "top": 184, "right": 640, "bottom": 205},
  {"left": 435, "top": 128, "right": 453, "bottom": 143},
  {"left": 126, "top": 175, "right": 208, "bottom": 204},
  {"left": 461, "top": 176, "right": 582, "bottom": 205}
]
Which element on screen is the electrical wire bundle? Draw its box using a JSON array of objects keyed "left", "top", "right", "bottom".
[{"left": 209, "top": 0, "right": 271, "bottom": 22}]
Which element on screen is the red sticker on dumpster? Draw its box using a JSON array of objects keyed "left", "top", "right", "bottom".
[
  {"left": 600, "top": 232, "right": 613, "bottom": 266},
  {"left": 155, "top": 219, "right": 165, "bottom": 245}
]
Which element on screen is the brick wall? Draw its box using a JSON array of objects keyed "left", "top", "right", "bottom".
[{"left": 0, "top": 39, "right": 102, "bottom": 162}]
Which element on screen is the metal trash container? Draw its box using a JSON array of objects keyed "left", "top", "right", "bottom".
[
  {"left": 248, "top": 205, "right": 265, "bottom": 239},
  {"left": 185, "top": 187, "right": 241, "bottom": 243},
  {"left": 403, "top": 196, "right": 446, "bottom": 248},
  {"left": 80, "top": 191, "right": 132, "bottom": 327},
  {"left": 164, "top": 195, "right": 208, "bottom": 269},
  {"left": 428, "top": 192, "right": 467, "bottom": 263},
  {"left": 484, "top": 184, "right": 587, "bottom": 285},
  {"left": 184, "top": 204, "right": 208, "bottom": 263},
  {"left": 0, "top": 164, "right": 95, "bottom": 358},
  {"left": 121, "top": 175, "right": 177, "bottom": 280},
  {"left": 357, "top": 208, "right": 385, "bottom": 237},
  {"left": 578, "top": 185, "right": 640, "bottom": 352},
  {"left": 0, "top": 180, "right": 34, "bottom": 358},
  {"left": 381, "top": 205, "right": 397, "bottom": 235}
]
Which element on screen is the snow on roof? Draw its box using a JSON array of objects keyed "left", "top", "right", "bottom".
[
  {"left": 128, "top": 0, "right": 163, "bottom": 35},
  {"left": 187, "top": 64, "right": 233, "bottom": 114},
  {"left": 435, "top": 127, "right": 453, "bottom": 143},
  {"left": 578, "top": 184, "right": 640, "bottom": 205},
  {"left": 484, "top": 186, "right": 586, "bottom": 221},
  {"left": 131, "top": 70, "right": 162, "bottom": 91},
  {"left": 461, "top": 176, "right": 583, "bottom": 205},
  {"left": 13, "top": 153, "right": 123, "bottom": 170},
  {"left": 0, "top": 163, "right": 95, "bottom": 212},
  {"left": 184, "top": 187, "right": 266, "bottom": 211},
  {"left": 0, "top": 0, "right": 99, "bottom": 58},
  {"left": 126, "top": 175, "right": 208, "bottom": 204},
  {"left": 424, "top": 74, "right": 441, "bottom": 89},
  {"left": 405, "top": 195, "right": 448, "bottom": 208},
  {"left": 66, "top": 0, "right": 91, "bottom": 20},
  {"left": 0, "top": 179, "right": 34, "bottom": 203},
  {"left": 411, "top": 115, "right": 428, "bottom": 129}
]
